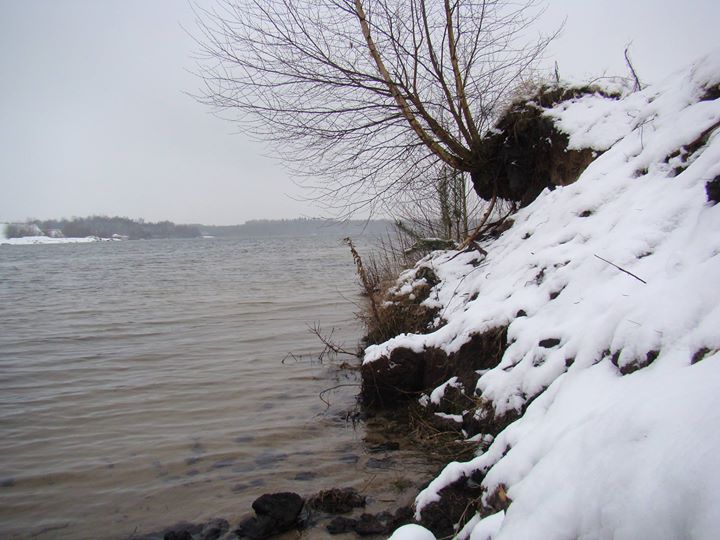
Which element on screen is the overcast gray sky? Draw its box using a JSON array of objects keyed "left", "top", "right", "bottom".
[{"left": 0, "top": 0, "right": 718, "bottom": 225}]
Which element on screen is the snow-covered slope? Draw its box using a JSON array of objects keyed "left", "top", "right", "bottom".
[{"left": 374, "top": 50, "right": 720, "bottom": 539}]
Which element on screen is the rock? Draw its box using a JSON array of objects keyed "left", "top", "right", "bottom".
[
  {"left": 236, "top": 492, "right": 304, "bottom": 539},
  {"left": 308, "top": 487, "right": 366, "bottom": 514},
  {"left": 390, "top": 506, "right": 414, "bottom": 530},
  {"left": 355, "top": 512, "right": 393, "bottom": 536},
  {"left": 235, "top": 517, "right": 268, "bottom": 540},
  {"left": 211, "top": 458, "right": 236, "bottom": 469},
  {"left": 131, "top": 519, "right": 228, "bottom": 540},
  {"left": 326, "top": 516, "right": 358, "bottom": 535},
  {"left": 338, "top": 453, "right": 359, "bottom": 464},
  {"left": 324, "top": 507, "right": 413, "bottom": 537},
  {"left": 325, "top": 512, "right": 394, "bottom": 536},
  {"left": 164, "top": 531, "right": 193, "bottom": 540},
  {"left": 366, "top": 457, "right": 393, "bottom": 470},
  {"left": 161, "top": 522, "right": 203, "bottom": 540},
  {"left": 368, "top": 441, "right": 400, "bottom": 453},
  {"left": 201, "top": 518, "right": 229, "bottom": 540},
  {"left": 254, "top": 452, "right": 287, "bottom": 469},
  {"left": 294, "top": 471, "right": 317, "bottom": 481},
  {"left": 1, "top": 477, "right": 15, "bottom": 488}
]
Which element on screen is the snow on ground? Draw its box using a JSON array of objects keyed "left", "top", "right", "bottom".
[
  {"left": 369, "top": 50, "right": 720, "bottom": 539},
  {"left": 0, "top": 225, "right": 104, "bottom": 245},
  {"left": 0, "top": 235, "right": 102, "bottom": 245}
]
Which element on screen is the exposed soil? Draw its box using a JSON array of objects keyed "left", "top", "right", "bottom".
[{"left": 471, "top": 84, "right": 610, "bottom": 206}]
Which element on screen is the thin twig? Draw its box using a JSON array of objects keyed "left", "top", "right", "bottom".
[
  {"left": 594, "top": 254, "right": 647, "bottom": 284},
  {"left": 457, "top": 189, "right": 498, "bottom": 251},
  {"left": 319, "top": 383, "right": 361, "bottom": 409},
  {"left": 624, "top": 43, "right": 643, "bottom": 91},
  {"left": 309, "top": 323, "right": 359, "bottom": 357}
]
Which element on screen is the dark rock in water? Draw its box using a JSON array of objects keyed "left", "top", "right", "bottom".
[
  {"left": 325, "top": 512, "right": 394, "bottom": 536},
  {"left": 366, "top": 457, "right": 393, "bottom": 470},
  {"left": 308, "top": 487, "right": 366, "bottom": 514},
  {"left": 162, "top": 522, "right": 203, "bottom": 540},
  {"left": 390, "top": 506, "right": 414, "bottom": 530},
  {"left": 191, "top": 441, "right": 206, "bottom": 455},
  {"left": 294, "top": 471, "right": 317, "bottom": 481},
  {"left": 235, "top": 516, "right": 267, "bottom": 540},
  {"left": 326, "top": 516, "right": 358, "bottom": 535},
  {"left": 355, "top": 512, "right": 393, "bottom": 536},
  {"left": 254, "top": 451, "right": 288, "bottom": 469},
  {"left": 234, "top": 435, "right": 254, "bottom": 444},
  {"left": 368, "top": 441, "right": 400, "bottom": 453},
  {"left": 200, "top": 518, "right": 229, "bottom": 540},
  {"left": 252, "top": 492, "right": 303, "bottom": 520},
  {"left": 236, "top": 492, "right": 304, "bottom": 539},
  {"left": 132, "top": 519, "right": 229, "bottom": 540},
  {"left": 211, "top": 458, "right": 236, "bottom": 469},
  {"left": 165, "top": 531, "right": 193, "bottom": 540},
  {"left": 326, "top": 507, "right": 413, "bottom": 536},
  {"left": 1, "top": 477, "right": 16, "bottom": 488},
  {"left": 338, "top": 453, "right": 359, "bottom": 464}
]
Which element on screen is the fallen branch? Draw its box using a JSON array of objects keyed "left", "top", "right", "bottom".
[{"left": 594, "top": 254, "right": 647, "bottom": 284}]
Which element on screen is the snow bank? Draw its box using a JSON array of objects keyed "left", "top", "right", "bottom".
[
  {"left": 371, "top": 50, "right": 720, "bottom": 539},
  {"left": 0, "top": 235, "right": 102, "bottom": 245}
]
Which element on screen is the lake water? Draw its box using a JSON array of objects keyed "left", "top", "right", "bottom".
[{"left": 0, "top": 237, "right": 434, "bottom": 539}]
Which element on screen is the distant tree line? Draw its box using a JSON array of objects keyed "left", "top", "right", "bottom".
[{"left": 7, "top": 216, "right": 201, "bottom": 240}]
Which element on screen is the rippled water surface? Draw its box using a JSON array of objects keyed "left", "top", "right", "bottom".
[{"left": 0, "top": 237, "right": 433, "bottom": 539}]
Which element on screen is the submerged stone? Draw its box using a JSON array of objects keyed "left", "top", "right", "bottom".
[{"left": 236, "top": 492, "right": 304, "bottom": 539}]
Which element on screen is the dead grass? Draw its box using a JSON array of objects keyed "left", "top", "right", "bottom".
[
  {"left": 406, "top": 404, "right": 477, "bottom": 463},
  {"left": 346, "top": 233, "right": 443, "bottom": 346}
]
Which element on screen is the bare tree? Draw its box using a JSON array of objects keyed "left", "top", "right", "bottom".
[{"left": 193, "top": 0, "right": 558, "bottom": 215}]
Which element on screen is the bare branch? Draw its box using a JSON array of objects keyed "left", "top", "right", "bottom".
[{"left": 193, "top": 0, "right": 558, "bottom": 216}]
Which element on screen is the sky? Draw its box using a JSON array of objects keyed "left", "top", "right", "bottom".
[{"left": 0, "top": 0, "right": 718, "bottom": 226}]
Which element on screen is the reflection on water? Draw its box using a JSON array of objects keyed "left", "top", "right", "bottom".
[{"left": 0, "top": 237, "right": 434, "bottom": 540}]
